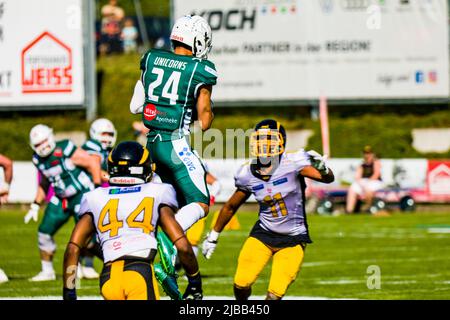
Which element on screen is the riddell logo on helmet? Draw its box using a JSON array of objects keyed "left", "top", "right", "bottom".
[
  {"left": 171, "top": 35, "right": 184, "bottom": 42},
  {"left": 144, "top": 103, "right": 157, "bottom": 121}
]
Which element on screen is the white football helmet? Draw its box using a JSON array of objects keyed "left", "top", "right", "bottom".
[
  {"left": 29, "top": 124, "right": 56, "bottom": 158},
  {"left": 90, "top": 118, "right": 117, "bottom": 150},
  {"left": 170, "top": 15, "right": 212, "bottom": 59}
]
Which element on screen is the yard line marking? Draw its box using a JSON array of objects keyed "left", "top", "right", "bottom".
[{"left": 427, "top": 228, "right": 450, "bottom": 234}]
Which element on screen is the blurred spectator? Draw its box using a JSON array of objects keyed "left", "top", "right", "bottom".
[
  {"left": 121, "top": 18, "right": 138, "bottom": 53},
  {"left": 346, "top": 145, "right": 384, "bottom": 213},
  {"left": 101, "top": 0, "right": 124, "bottom": 25},
  {"left": 99, "top": 0, "right": 124, "bottom": 55}
]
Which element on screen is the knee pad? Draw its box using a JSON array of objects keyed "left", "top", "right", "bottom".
[{"left": 38, "top": 232, "right": 56, "bottom": 253}]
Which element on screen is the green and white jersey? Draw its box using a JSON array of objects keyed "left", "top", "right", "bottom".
[
  {"left": 140, "top": 49, "right": 217, "bottom": 140},
  {"left": 32, "top": 140, "right": 94, "bottom": 199},
  {"left": 81, "top": 138, "right": 109, "bottom": 171}
]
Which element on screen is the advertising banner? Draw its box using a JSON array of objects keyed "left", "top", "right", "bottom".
[
  {"left": 173, "top": 0, "right": 449, "bottom": 103},
  {"left": 0, "top": 0, "right": 85, "bottom": 107}
]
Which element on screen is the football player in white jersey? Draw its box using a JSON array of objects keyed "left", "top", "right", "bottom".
[
  {"left": 202, "top": 119, "right": 334, "bottom": 300},
  {"left": 63, "top": 141, "right": 202, "bottom": 300}
]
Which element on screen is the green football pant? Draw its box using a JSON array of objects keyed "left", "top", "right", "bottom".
[
  {"left": 146, "top": 136, "right": 209, "bottom": 207},
  {"left": 38, "top": 193, "right": 84, "bottom": 236}
]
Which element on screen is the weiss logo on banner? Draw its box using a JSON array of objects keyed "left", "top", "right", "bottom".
[
  {"left": 0, "top": 0, "right": 84, "bottom": 107},
  {"left": 21, "top": 31, "right": 73, "bottom": 94}
]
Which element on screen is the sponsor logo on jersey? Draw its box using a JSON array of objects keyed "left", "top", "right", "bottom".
[
  {"left": 273, "top": 177, "right": 288, "bottom": 186},
  {"left": 144, "top": 103, "right": 157, "bottom": 121},
  {"left": 53, "top": 148, "right": 63, "bottom": 157},
  {"left": 252, "top": 184, "right": 264, "bottom": 191},
  {"left": 109, "top": 186, "right": 142, "bottom": 194}
]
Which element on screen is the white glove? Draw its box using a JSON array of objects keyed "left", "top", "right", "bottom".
[
  {"left": 24, "top": 203, "right": 40, "bottom": 224},
  {"left": 307, "top": 150, "right": 329, "bottom": 174},
  {"left": 202, "top": 230, "right": 220, "bottom": 260}
]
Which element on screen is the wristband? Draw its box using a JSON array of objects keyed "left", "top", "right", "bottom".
[
  {"left": 31, "top": 203, "right": 40, "bottom": 210},
  {"left": 208, "top": 230, "right": 220, "bottom": 242},
  {"left": 2, "top": 183, "right": 10, "bottom": 192}
]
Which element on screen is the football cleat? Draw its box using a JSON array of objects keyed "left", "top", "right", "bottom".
[
  {"left": 29, "top": 270, "right": 56, "bottom": 282},
  {"left": 80, "top": 266, "right": 99, "bottom": 279},
  {"left": 154, "top": 263, "right": 182, "bottom": 300},
  {"left": 157, "top": 231, "right": 177, "bottom": 276}
]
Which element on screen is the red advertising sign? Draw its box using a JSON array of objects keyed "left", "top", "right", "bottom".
[
  {"left": 427, "top": 160, "right": 450, "bottom": 198},
  {"left": 21, "top": 31, "right": 72, "bottom": 94}
]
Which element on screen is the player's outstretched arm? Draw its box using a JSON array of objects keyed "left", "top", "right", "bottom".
[
  {"left": 63, "top": 214, "right": 95, "bottom": 300},
  {"left": 300, "top": 166, "right": 335, "bottom": 184},
  {"left": 202, "top": 190, "right": 250, "bottom": 259},
  {"left": 0, "top": 154, "right": 13, "bottom": 185},
  {"left": 0, "top": 154, "right": 13, "bottom": 202},
  {"left": 159, "top": 205, "right": 203, "bottom": 299},
  {"left": 196, "top": 85, "right": 214, "bottom": 131},
  {"left": 129, "top": 80, "right": 146, "bottom": 114},
  {"left": 71, "top": 148, "right": 102, "bottom": 186}
]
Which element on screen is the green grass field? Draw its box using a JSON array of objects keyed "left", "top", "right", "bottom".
[{"left": 0, "top": 207, "right": 449, "bottom": 300}]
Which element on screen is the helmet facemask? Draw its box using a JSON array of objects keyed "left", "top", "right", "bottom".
[
  {"left": 33, "top": 138, "right": 56, "bottom": 158},
  {"left": 250, "top": 128, "right": 285, "bottom": 169},
  {"left": 30, "top": 125, "right": 56, "bottom": 158},
  {"left": 97, "top": 132, "right": 116, "bottom": 150},
  {"left": 90, "top": 118, "right": 117, "bottom": 150}
]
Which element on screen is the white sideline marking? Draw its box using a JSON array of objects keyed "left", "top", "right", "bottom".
[
  {"left": 0, "top": 295, "right": 354, "bottom": 300},
  {"left": 427, "top": 228, "right": 450, "bottom": 234}
]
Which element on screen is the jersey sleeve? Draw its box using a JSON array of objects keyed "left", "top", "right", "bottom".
[
  {"left": 289, "top": 149, "right": 312, "bottom": 172},
  {"left": 234, "top": 164, "right": 251, "bottom": 194},
  {"left": 82, "top": 140, "right": 103, "bottom": 157},
  {"left": 60, "top": 140, "right": 77, "bottom": 158},
  {"left": 159, "top": 184, "right": 178, "bottom": 209},
  {"left": 78, "top": 193, "right": 92, "bottom": 218},
  {"left": 139, "top": 50, "right": 152, "bottom": 81},
  {"left": 193, "top": 60, "right": 218, "bottom": 98}
]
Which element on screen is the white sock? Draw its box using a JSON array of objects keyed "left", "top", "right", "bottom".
[
  {"left": 175, "top": 203, "right": 206, "bottom": 232},
  {"left": 41, "top": 260, "right": 54, "bottom": 274}
]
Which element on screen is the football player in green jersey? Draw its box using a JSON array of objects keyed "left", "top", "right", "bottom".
[
  {"left": 25, "top": 124, "right": 102, "bottom": 282},
  {"left": 82, "top": 118, "right": 117, "bottom": 183},
  {"left": 78, "top": 118, "right": 117, "bottom": 279},
  {"left": 130, "top": 14, "right": 216, "bottom": 298}
]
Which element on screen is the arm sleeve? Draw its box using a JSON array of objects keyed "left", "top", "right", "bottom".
[
  {"left": 82, "top": 141, "right": 102, "bottom": 157},
  {"left": 193, "top": 61, "right": 218, "bottom": 98},
  {"left": 160, "top": 184, "right": 178, "bottom": 210},
  {"left": 130, "top": 80, "right": 146, "bottom": 114},
  {"left": 292, "top": 149, "right": 313, "bottom": 172}
]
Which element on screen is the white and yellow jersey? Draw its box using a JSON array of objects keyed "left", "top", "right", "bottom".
[
  {"left": 235, "top": 150, "right": 311, "bottom": 240},
  {"left": 79, "top": 182, "right": 178, "bottom": 263}
]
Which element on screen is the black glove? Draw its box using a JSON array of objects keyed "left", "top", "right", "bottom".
[
  {"left": 63, "top": 287, "right": 77, "bottom": 301},
  {"left": 183, "top": 272, "right": 203, "bottom": 300}
]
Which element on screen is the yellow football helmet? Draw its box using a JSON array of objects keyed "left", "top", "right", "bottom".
[{"left": 250, "top": 119, "right": 286, "bottom": 158}]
